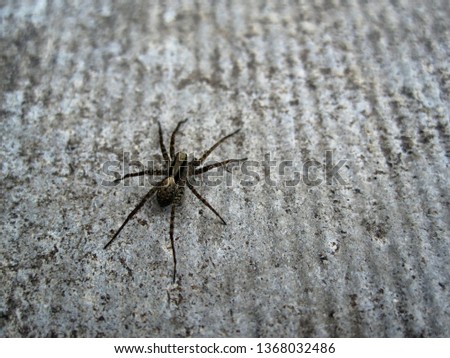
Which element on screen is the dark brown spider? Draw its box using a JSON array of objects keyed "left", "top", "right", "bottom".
[{"left": 104, "top": 119, "right": 247, "bottom": 282}]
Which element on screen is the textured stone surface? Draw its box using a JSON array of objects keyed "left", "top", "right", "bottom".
[{"left": 1, "top": 0, "right": 449, "bottom": 337}]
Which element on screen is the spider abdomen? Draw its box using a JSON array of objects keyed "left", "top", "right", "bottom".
[{"left": 157, "top": 177, "right": 177, "bottom": 207}]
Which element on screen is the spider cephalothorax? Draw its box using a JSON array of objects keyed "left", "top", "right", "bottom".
[
  {"left": 156, "top": 152, "right": 187, "bottom": 207},
  {"left": 104, "top": 119, "right": 247, "bottom": 282}
]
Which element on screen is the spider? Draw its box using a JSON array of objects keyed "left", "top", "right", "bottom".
[{"left": 104, "top": 119, "right": 247, "bottom": 283}]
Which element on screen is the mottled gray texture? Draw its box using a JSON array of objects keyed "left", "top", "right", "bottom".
[{"left": 1, "top": 0, "right": 449, "bottom": 337}]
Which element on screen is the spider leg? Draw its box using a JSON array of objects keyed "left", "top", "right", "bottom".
[
  {"left": 195, "top": 128, "right": 241, "bottom": 166},
  {"left": 170, "top": 204, "right": 177, "bottom": 283},
  {"left": 186, "top": 181, "right": 227, "bottom": 225},
  {"left": 114, "top": 168, "right": 166, "bottom": 183},
  {"left": 104, "top": 185, "right": 159, "bottom": 249},
  {"left": 157, "top": 121, "right": 170, "bottom": 162},
  {"left": 193, "top": 158, "right": 248, "bottom": 176},
  {"left": 170, "top": 118, "right": 188, "bottom": 159}
]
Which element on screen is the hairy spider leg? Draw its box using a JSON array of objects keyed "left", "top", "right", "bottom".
[
  {"left": 114, "top": 168, "right": 166, "bottom": 183},
  {"left": 193, "top": 158, "right": 248, "bottom": 176},
  {"left": 169, "top": 204, "right": 177, "bottom": 283},
  {"left": 195, "top": 128, "right": 241, "bottom": 166},
  {"left": 186, "top": 181, "right": 227, "bottom": 225},
  {"left": 170, "top": 118, "right": 188, "bottom": 160},
  {"left": 169, "top": 174, "right": 187, "bottom": 283},
  {"left": 104, "top": 184, "right": 161, "bottom": 249},
  {"left": 157, "top": 121, "right": 170, "bottom": 162},
  {"left": 104, "top": 187, "right": 158, "bottom": 249}
]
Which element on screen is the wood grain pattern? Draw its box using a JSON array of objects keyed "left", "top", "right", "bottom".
[{"left": 1, "top": 0, "right": 449, "bottom": 337}]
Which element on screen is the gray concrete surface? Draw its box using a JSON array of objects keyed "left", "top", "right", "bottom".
[{"left": 1, "top": 0, "right": 449, "bottom": 337}]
